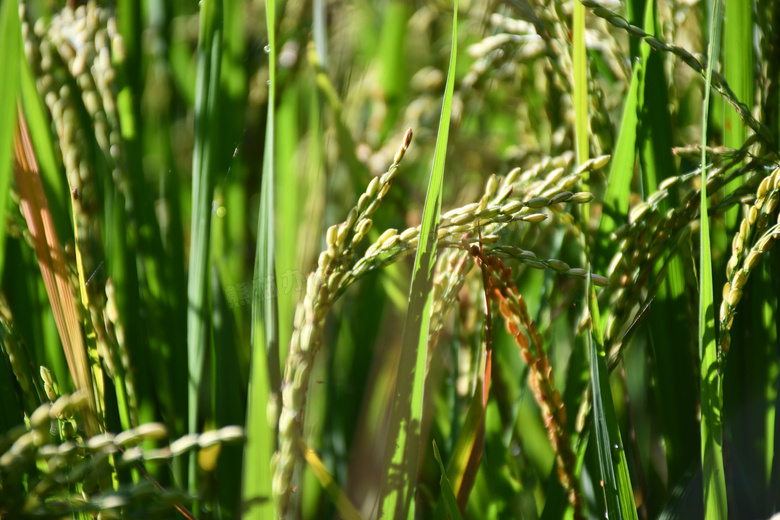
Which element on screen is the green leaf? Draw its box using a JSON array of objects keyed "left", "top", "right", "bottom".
[
  {"left": 300, "top": 439, "right": 364, "bottom": 520},
  {"left": 187, "top": 0, "right": 224, "bottom": 495},
  {"left": 0, "top": 0, "right": 21, "bottom": 280},
  {"left": 637, "top": 0, "right": 698, "bottom": 488},
  {"left": 595, "top": 62, "right": 640, "bottom": 272},
  {"left": 432, "top": 348, "right": 488, "bottom": 520},
  {"left": 19, "top": 55, "right": 69, "bottom": 240},
  {"left": 243, "top": 0, "right": 278, "bottom": 517},
  {"left": 698, "top": 0, "right": 728, "bottom": 517},
  {"left": 211, "top": 265, "right": 245, "bottom": 520},
  {"left": 379, "top": 3, "right": 457, "bottom": 518},
  {"left": 588, "top": 273, "right": 638, "bottom": 520},
  {"left": 572, "top": 0, "right": 588, "bottom": 168},
  {"left": 722, "top": 0, "right": 753, "bottom": 227},
  {"left": 433, "top": 440, "right": 465, "bottom": 520},
  {"left": 378, "top": 0, "right": 413, "bottom": 133},
  {"left": 444, "top": 371, "right": 486, "bottom": 503},
  {"left": 572, "top": 0, "right": 590, "bottom": 232}
]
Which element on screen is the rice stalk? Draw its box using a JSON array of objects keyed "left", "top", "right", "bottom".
[
  {"left": 272, "top": 129, "right": 413, "bottom": 517},
  {"left": 13, "top": 108, "right": 99, "bottom": 437},
  {"left": 0, "top": 395, "right": 242, "bottom": 518},
  {"left": 20, "top": 1, "right": 138, "bottom": 429},
  {"left": 602, "top": 148, "right": 772, "bottom": 360},
  {"left": 0, "top": 293, "right": 45, "bottom": 413},
  {"left": 577, "top": 0, "right": 772, "bottom": 146},
  {"left": 467, "top": 241, "right": 583, "bottom": 520},
  {"left": 4, "top": 0, "right": 778, "bottom": 517},
  {"left": 719, "top": 167, "right": 780, "bottom": 354},
  {"left": 341, "top": 154, "right": 609, "bottom": 292},
  {"left": 270, "top": 141, "right": 612, "bottom": 509}
]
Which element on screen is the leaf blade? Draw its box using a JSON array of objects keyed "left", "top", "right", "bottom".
[
  {"left": 243, "top": 0, "right": 278, "bottom": 517},
  {"left": 588, "top": 273, "right": 638, "bottom": 520},
  {"left": 698, "top": 0, "right": 728, "bottom": 516},
  {"left": 0, "top": 0, "right": 21, "bottom": 279},
  {"left": 433, "top": 440, "right": 465, "bottom": 520},
  {"left": 379, "top": 3, "right": 458, "bottom": 518}
]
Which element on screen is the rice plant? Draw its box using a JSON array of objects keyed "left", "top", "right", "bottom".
[{"left": 1, "top": 0, "right": 779, "bottom": 519}]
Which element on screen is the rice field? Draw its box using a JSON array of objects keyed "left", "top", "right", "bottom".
[{"left": 0, "top": 0, "right": 779, "bottom": 519}]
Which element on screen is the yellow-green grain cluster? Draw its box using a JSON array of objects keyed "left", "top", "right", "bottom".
[
  {"left": 0, "top": 394, "right": 242, "bottom": 518},
  {"left": 602, "top": 145, "right": 771, "bottom": 362},
  {"left": 719, "top": 167, "right": 780, "bottom": 354},
  {"left": 271, "top": 145, "right": 611, "bottom": 515},
  {"left": 272, "top": 129, "right": 413, "bottom": 517},
  {"left": 471, "top": 246, "right": 583, "bottom": 520},
  {"left": 20, "top": 0, "right": 136, "bottom": 428}
]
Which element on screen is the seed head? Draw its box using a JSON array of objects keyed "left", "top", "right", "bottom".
[
  {"left": 377, "top": 228, "right": 398, "bottom": 246},
  {"left": 570, "top": 192, "right": 594, "bottom": 204},
  {"left": 551, "top": 191, "right": 573, "bottom": 204},
  {"left": 366, "top": 177, "right": 380, "bottom": 198},
  {"left": 521, "top": 213, "right": 548, "bottom": 223},
  {"left": 451, "top": 212, "right": 476, "bottom": 226},
  {"left": 720, "top": 301, "right": 729, "bottom": 322},
  {"left": 727, "top": 288, "right": 742, "bottom": 308},
  {"left": 484, "top": 174, "right": 499, "bottom": 199},
  {"left": 501, "top": 201, "right": 523, "bottom": 214},
  {"left": 394, "top": 128, "right": 413, "bottom": 163},
  {"left": 526, "top": 196, "right": 550, "bottom": 208},
  {"left": 746, "top": 250, "right": 762, "bottom": 270},
  {"left": 505, "top": 167, "right": 522, "bottom": 185},
  {"left": 547, "top": 259, "right": 570, "bottom": 272}
]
